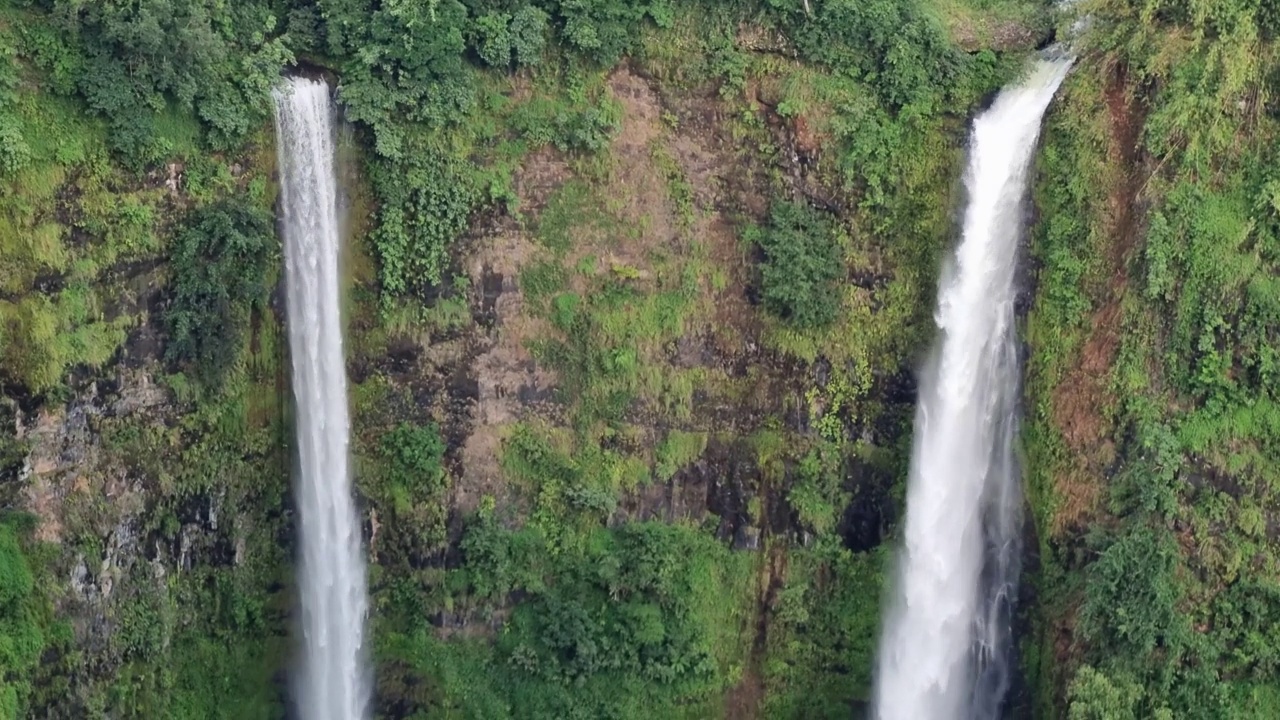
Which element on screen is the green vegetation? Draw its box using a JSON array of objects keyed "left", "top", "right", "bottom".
[
  {"left": 33, "top": 0, "right": 290, "bottom": 165},
  {"left": 370, "top": 519, "right": 753, "bottom": 719},
  {"left": 55, "top": 376, "right": 291, "bottom": 719},
  {"left": 378, "top": 421, "right": 451, "bottom": 548},
  {"left": 750, "top": 200, "right": 844, "bottom": 329},
  {"left": 0, "top": 3, "right": 289, "bottom": 713},
  {"left": 165, "top": 198, "right": 277, "bottom": 390},
  {"left": 761, "top": 543, "right": 889, "bottom": 717},
  {"left": 0, "top": 29, "right": 29, "bottom": 175},
  {"left": 452, "top": 520, "right": 752, "bottom": 718},
  {"left": 14, "top": 0, "right": 1236, "bottom": 717},
  {"left": 1024, "top": 0, "right": 1280, "bottom": 717},
  {"left": 0, "top": 519, "right": 46, "bottom": 720}
]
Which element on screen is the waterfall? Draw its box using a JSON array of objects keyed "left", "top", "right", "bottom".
[
  {"left": 873, "top": 55, "right": 1072, "bottom": 720},
  {"left": 273, "top": 77, "right": 370, "bottom": 720}
]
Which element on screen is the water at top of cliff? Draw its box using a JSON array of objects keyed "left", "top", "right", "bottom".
[
  {"left": 872, "top": 56, "right": 1072, "bottom": 720},
  {"left": 273, "top": 76, "right": 370, "bottom": 720}
]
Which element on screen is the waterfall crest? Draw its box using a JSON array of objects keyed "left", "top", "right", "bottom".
[
  {"left": 873, "top": 57, "right": 1072, "bottom": 720},
  {"left": 273, "top": 77, "right": 370, "bottom": 720}
]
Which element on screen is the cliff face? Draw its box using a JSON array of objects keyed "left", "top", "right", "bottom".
[
  {"left": 0, "top": 86, "right": 898, "bottom": 720},
  {"left": 1023, "top": 6, "right": 1280, "bottom": 716},
  {"left": 2, "top": 4, "right": 978, "bottom": 712},
  {"left": 342, "top": 51, "right": 960, "bottom": 715},
  {"left": 13, "top": 361, "right": 290, "bottom": 716},
  {"left": 17, "top": 1, "right": 1251, "bottom": 719},
  {"left": 1, "top": 33, "right": 291, "bottom": 708}
]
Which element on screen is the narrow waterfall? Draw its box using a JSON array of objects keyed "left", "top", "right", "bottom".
[
  {"left": 273, "top": 77, "right": 370, "bottom": 720},
  {"left": 873, "top": 56, "right": 1072, "bottom": 720}
]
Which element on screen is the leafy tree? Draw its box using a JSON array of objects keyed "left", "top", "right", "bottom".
[
  {"left": 321, "top": 0, "right": 473, "bottom": 158},
  {"left": 165, "top": 197, "right": 276, "bottom": 389},
  {"left": 473, "top": 11, "right": 515, "bottom": 67},
  {"left": 1079, "top": 524, "right": 1187, "bottom": 663},
  {"left": 470, "top": 5, "right": 550, "bottom": 67},
  {"left": 1066, "top": 666, "right": 1144, "bottom": 720},
  {"left": 45, "top": 0, "right": 291, "bottom": 164},
  {"left": 510, "top": 5, "right": 550, "bottom": 65},
  {"left": 558, "top": 0, "right": 654, "bottom": 65},
  {"left": 751, "top": 200, "right": 844, "bottom": 329}
]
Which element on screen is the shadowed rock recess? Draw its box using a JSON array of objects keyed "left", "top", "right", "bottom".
[{"left": 2, "top": 1, "right": 1279, "bottom": 719}]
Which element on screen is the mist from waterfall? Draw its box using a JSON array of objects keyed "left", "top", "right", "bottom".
[
  {"left": 273, "top": 76, "right": 370, "bottom": 720},
  {"left": 873, "top": 56, "right": 1072, "bottom": 720}
]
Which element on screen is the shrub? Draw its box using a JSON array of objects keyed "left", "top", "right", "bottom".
[
  {"left": 0, "top": 40, "right": 28, "bottom": 175},
  {"left": 1079, "top": 525, "right": 1187, "bottom": 663},
  {"left": 164, "top": 198, "right": 276, "bottom": 389},
  {"left": 751, "top": 201, "right": 844, "bottom": 329},
  {"left": 787, "top": 446, "right": 848, "bottom": 535},
  {"left": 0, "top": 523, "right": 44, "bottom": 720},
  {"left": 368, "top": 150, "right": 479, "bottom": 302},
  {"left": 778, "top": 0, "right": 962, "bottom": 110},
  {"left": 1066, "top": 665, "right": 1143, "bottom": 720},
  {"left": 382, "top": 422, "right": 447, "bottom": 497},
  {"left": 378, "top": 421, "right": 450, "bottom": 545}
]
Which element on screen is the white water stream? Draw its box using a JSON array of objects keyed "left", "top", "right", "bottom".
[
  {"left": 273, "top": 77, "right": 370, "bottom": 720},
  {"left": 873, "top": 56, "right": 1072, "bottom": 720}
]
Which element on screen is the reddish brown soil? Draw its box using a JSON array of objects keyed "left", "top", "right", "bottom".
[{"left": 1048, "top": 62, "right": 1145, "bottom": 534}]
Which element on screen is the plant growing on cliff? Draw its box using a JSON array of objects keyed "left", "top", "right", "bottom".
[
  {"left": 382, "top": 421, "right": 447, "bottom": 510},
  {"left": 787, "top": 445, "right": 848, "bottom": 535},
  {"left": 165, "top": 197, "right": 276, "bottom": 390},
  {"left": 471, "top": 6, "right": 550, "bottom": 68},
  {"left": 1066, "top": 665, "right": 1144, "bottom": 720},
  {"left": 750, "top": 200, "right": 844, "bottom": 329},
  {"left": 0, "top": 522, "right": 44, "bottom": 720},
  {"left": 448, "top": 520, "right": 749, "bottom": 717},
  {"left": 0, "top": 38, "right": 29, "bottom": 176},
  {"left": 369, "top": 149, "right": 479, "bottom": 304}
]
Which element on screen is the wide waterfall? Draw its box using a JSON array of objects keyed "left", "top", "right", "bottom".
[
  {"left": 873, "top": 56, "right": 1072, "bottom": 720},
  {"left": 273, "top": 77, "right": 370, "bottom": 720}
]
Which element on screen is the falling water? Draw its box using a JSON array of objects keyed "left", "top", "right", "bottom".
[
  {"left": 873, "top": 55, "right": 1072, "bottom": 720},
  {"left": 273, "top": 77, "right": 369, "bottom": 720}
]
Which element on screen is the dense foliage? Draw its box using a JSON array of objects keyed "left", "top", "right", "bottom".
[
  {"left": 165, "top": 198, "right": 276, "bottom": 389},
  {"left": 30, "top": 0, "right": 290, "bottom": 165},
  {"left": 311, "top": 0, "right": 1006, "bottom": 310},
  {"left": 1024, "top": 0, "right": 1280, "bottom": 717},
  {"left": 377, "top": 421, "right": 450, "bottom": 549},
  {"left": 451, "top": 521, "right": 748, "bottom": 717},
  {"left": 0, "top": 34, "right": 28, "bottom": 175},
  {"left": 366, "top": 517, "right": 750, "bottom": 718},
  {"left": 368, "top": 150, "right": 479, "bottom": 300},
  {"left": 1, "top": 4, "right": 288, "bottom": 712},
  {"left": 0, "top": 521, "right": 44, "bottom": 720},
  {"left": 0, "top": 0, "right": 1130, "bottom": 718},
  {"left": 750, "top": 200, "right": 844, "bottom": 329}
]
